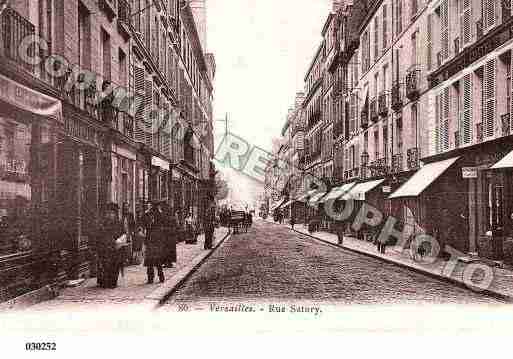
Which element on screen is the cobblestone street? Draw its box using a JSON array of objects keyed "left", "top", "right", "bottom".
[{"left": 164, "top": 220, "right": 502, "bottom": 308}]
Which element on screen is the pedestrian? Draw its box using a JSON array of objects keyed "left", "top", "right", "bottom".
[
  {"left": 335, "top": 219, "right": 344, "bottom": 245},
  {"left": 96, "top": 203, "right": 125, "bottom": 288},
  {"left": 133, "top": 226, "right": 145, "bottom": 265},
  {"left": 163, "top": 205, "right": 178, "bottom": 268},
  {"left": 204, "top": 197, "right": 216, "bottom": 250},
  {"left": 143, "top": 200, "right": 167, "bottom": 284},
  {"left": 290, "top": 213, "right": 296, "bottom": 230},
  {"left": 184, "top": 210, "right": 196, "bottom": 244},
  {"left": 122, "top": 202, "right": 136, "bottom": 264}
]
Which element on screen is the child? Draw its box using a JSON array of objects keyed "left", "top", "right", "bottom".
[{"left": 133, "top": 227, "right": 145, "bottom": 265}]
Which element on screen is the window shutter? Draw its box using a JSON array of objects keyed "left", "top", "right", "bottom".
[
  {"left": 355, "top": 142, "right": 360, "bottom": 168},
  {"left": 152, "top": 88, "right": 160, "bottom": 152},
  {"left": 374, "top": 16, "right": 379, "bottom": 61},
  {"left": 396, "top": 0, "right": 403, "bottom": 36},
  {"left": 383, "top": 4, "right": 388, "bottom": 51},
  {"left": 460, "top": 0, "right": 472, "bottom": 46},
  {"left": 459, "top": 73, "right": 473, "bottom": 145},
  {"left": 162, "top": 101, "right": 171, "bottom": 157},
  {"left": 427, "top": 13, "right": 432, "bottom": 70},
  {"left": 511, "top": 49, "right": 513, "bottom": 132},
  {"left": 144, "top": 79, "right": 154, "bottom": 148},
  {"left": 134, "top": 65, "right": 147, "bottom": 143},
  {"left": 483, "top": 0, "right": 497, "bottom": 31},
  {"left": 435, "top": 94, "right": 440, "bottom": 153},
  {"left": 440, "top": 0, "right": 449, "bottom": 60},
  {"left": 483, "top": 58, "right": 496, "bottom": 138}
]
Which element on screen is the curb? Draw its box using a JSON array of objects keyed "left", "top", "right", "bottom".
[
  {"left": 147, "top": 229, "right": 232, "bottom": 309},
  {"left": 287, "top": 226, "right": 513, "bottom": 303}
]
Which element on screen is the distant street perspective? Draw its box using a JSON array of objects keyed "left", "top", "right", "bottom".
[{"left": 163, "top": 220, "right": 501, "bottom": 309}]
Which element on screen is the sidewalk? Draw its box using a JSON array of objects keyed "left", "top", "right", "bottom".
[
  {"left": 271, "top": 220, "right": 513, "bottom": 301},
  {"left": 16, "top": 227, "right": 230, "bottom": 311}
]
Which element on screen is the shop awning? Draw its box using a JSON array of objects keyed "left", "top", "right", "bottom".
[
  {"left": 320, "top": 182, "right": 356, "bottom": 202},
  {"left": 388, "top": 156, "right": 460, "bottom": 199},
  {"left": 342, "top": 179, "right": 385, "bottom": 201},
  {"left": 270, "top": 198, "right": 288, "bottom": 212},
  {"left": 308, "top": 191, "right": 327, "bottom": 206},
  {"left": 0, "top": 73, "right": 63, "bottom": 122},
  {"left": 296, "top": 189, "right": 317, "bottom": 203},
  {"left": 491, "top": 150, "right": 513, "bottom": 169}
]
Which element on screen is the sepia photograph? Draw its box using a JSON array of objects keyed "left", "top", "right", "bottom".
[{"left": 1, "top": 0, "right": 513, "bottom": 356}]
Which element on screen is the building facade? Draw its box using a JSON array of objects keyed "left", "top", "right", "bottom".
[{"left": 0, "top": 0, "right": 215, "bottom": 303}]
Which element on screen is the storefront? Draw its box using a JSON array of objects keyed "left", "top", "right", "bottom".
[
  {"left": 389, "top": 136, "right": 513, "bottom": 261},
  {"left": 0, "top": 73, "right": 66, "bottom": 301},
  {"left": 149, "top": 155, "right": 170, "bottom": 203}
]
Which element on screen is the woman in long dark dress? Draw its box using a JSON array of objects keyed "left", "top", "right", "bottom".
[
  {"left": 143, "top": 201, "right": 167, "bottom": 283},
  {"left": 163, "top": 205, "right": 178, "bottom": 267},
  {"left": 96, "top": 203, "right": 125, "bottom": 288}
]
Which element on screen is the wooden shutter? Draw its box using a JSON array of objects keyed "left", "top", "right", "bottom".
[
  {"left": 144, "top": 80, "right": 154, "bottom": 148},
  {"left": 511, "top": 49, "right": 513, "bottom": 132},
  {"left": 435, "top": 94, "right": 440, "bottom": 153},
  {"left": 374, "top": 16, "right": 379, "bottom": 62},
  {"left": 396, "top": 0, "right": 403, "bottom": 36},
  {"left": 427, "top": 13, "right": 432, "bottom": 70},
  {"left": 483, "top": 59, "right": 496, "bottom": 138},
  {"left": 153, "top": 88, "right": 161, "bottom": 152},
  {"left": 437, "top": 87, "right": 450, "bottom": 152},
  {"left": 134, "top": 65, "right": 147, "bottom": 143},
  {"left": 459, "top": 73, "right": 473, "bottom": 145},
  {"left": 383, "top": 5, "right": 388, "bottom": 51},
  {"left": 483, "top": 0, "right": 497, "bottom": 31},
  {"left": 440, "top": 0, "right": 449, "bottom": 61},
  {"left": 460, "top": 0, "right": 472, "bottom": 46}
]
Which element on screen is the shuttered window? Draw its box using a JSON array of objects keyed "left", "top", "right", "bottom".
[
  {"left": 426, "top": 14, "right": 432, "bottom": 70},
  {"left": 483, "top": 59, "right": 496, "bottom": 138},
  {"left": 459, "top": 73, "right": 473, "bottom": 145},
  {"left": 161, "top": 101, "right": 171, "bottom": 157},
  {"left": 134, "top": 65, "right": 147, "bottom": 144},
  {"left": 144, "top": 79, "right": 154, "bottom": 148},
  {"left": 396, "top": 0, "right": 403, "bottom": 36},
  {"left": 374, "top": 17, "right": 379, "bottom": 62},
  {"left": 436, "top": 87, "right": 450, "bottom": 152},
  {"left": 152, "top": 88, "right": 161, "bottom": 152},
  {"left": 483, "top": 0, "right": 497, "bottom": 31},
  {"left": 383, "top": 5, "right": 388, "bottom": 51},
  {"left": 510, "top": 50, "right": 513, "bottom": 132},
  {"left": 460, "top": 0, "right": 472, "bottom": 47},
  {"left": 440, "top": 0, "right": 449, "bottom": 61}
]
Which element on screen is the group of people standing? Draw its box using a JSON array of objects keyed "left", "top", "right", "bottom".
[{"left": 95, "top": 198, "right": 217, "bottom": 288}]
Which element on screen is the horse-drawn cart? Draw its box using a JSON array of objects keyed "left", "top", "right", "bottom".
[{"left": 229, "top": 210, "right": 249, "bottom": 234}]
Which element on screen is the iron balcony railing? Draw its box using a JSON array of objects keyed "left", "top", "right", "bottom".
[
  {"left": 407, "top": 147, "right": 420, "bottom": 170},
  {"left": 405, "top": 65, "right": 421, "bottom": 100},
  {"left": 1, "top": 7, "right": 36, "bottom": 74},
  {"left": 391, "top": 82, "right": 403, "bottom": 112},
  {"left": 370, "top": 97, "right": 378, "bottom": 122},
  {"left": 378, "top": 92, "right": 388, "bottom": 117},
  {"left": 391, "top": 153, "right": 403, "bottom": 173},
  {"left": 502, "top": 113, "right": 511, "bottom": 136}
]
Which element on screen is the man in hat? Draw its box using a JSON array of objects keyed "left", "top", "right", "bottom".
[
  {"left": 96, "top": 203, "right": 125, "bottom": 288},
  {"left": 203, "top": 197, "right": 216, "bottom": 250},
  {"left": 143, "top": 200, "right": 167, "bottom": 283}
]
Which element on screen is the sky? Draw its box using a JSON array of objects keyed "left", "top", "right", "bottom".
[
  {"left": 207, "top": 0, "right": 332, "bottom": 152},
  {"left": 205, "top": 0, "right": 332, "bottom": 206}
]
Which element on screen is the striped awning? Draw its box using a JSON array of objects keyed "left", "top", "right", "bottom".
[
  {"left": 308, "top": 191, "right": 327, "bottom": 206},
  {"left": 389, "top": 156, "right": 460, "bottom": 199},
  {"left": 320, "top": 182, "right": 356, "bottom": 202},
  {"left": 491, "top": 150, "right": 513, "bottom": 169},
  {"left": 341, "top": 179, "right": 385, "bottom": 201}
]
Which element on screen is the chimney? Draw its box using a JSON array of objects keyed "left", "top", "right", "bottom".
[{"left": 189, "top": 0, "right": 207, "bottom": 52}]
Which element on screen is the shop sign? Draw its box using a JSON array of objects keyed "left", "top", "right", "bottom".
[
  {"left": 151, "top": 156, "right": 170, "bottom": 171},
  {"left": 0, "top": 74, "right": 63, "bottom": 122},
  {"left": 382, "top": 186, "right": 392, "bottom": 193},
  {"left": 462, "top": 167, "right": 478, "bottom": 179}
]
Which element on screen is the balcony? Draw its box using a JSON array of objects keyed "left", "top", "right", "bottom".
[
  {"left": 370, "top": 98, "right": 378, "bottom": 122},
  {"left": 117, "top": 0, "right": 131, "bottom": 39},
  {"left": 476, "top": 123, "right": 484, "bottom": 143},
  {"left": 476, "top": 19, "right": 483, "bottom": 40},
  {"left": 407, "top": 147, "right": 420, "bottom": 170},
  {"left": 502, "top": 113, "right": 511, "bottom": 136},
  {"left": 98, "top": 0, "right": 117, "bottom": 20},
  {"left": 369, "top": 157, "right": 389, "bottom": 177},
  {"left": 378, "top": 92, "right": 388, "bottom": 117},
  {"left": 391, "top": 82, "right": 403, "bottom": 112},
  {"left": 360, "top": 107, "right": 369, "bottom": 129},
  {"left": 405, "top": 65, "right": 420, "bottom": 100},
  {"left": 334, "top": 120, "right": 344, "bottom": 139},
  {"left": 454, "top": 37, "right": 460, "bottom": 55},
  {"left": 0, "top": 8, "right": 36, "bottom": 74},
  {"left": 391, "top": 154, "right": 403, "bottom": 173},
  {"left": 110, "top": 111, "right": 134, "bottom": 138}
]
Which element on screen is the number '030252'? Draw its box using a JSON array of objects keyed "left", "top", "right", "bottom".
[{"left": 25, "top": 342, "right": 56, "bottom": 351}]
